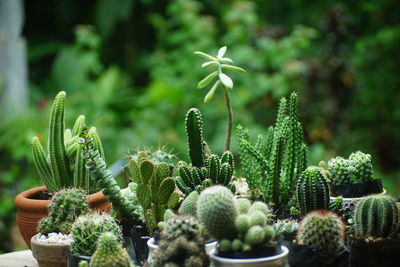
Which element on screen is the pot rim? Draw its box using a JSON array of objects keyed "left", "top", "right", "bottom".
[
  {"left": 147, "top": 237, "right": 217, "bottom": 248},
  {"left": 329, "top": 188, "right": 387, "bottom": 202},
  {"left": 209, "top": 245, "right": 289, "bottom": 263},
  {"left": 31, "top": 233, "right": 71, "bottom": 248}
]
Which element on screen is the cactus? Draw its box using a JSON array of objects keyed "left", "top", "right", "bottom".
[
  {"left": 197, "top": 186, "right": 238, "bottom": 240},
  {"left": 37, "top": 188, "right": 90, "bottom": 234},
  {"left": 125, "top": 151, "right": 179, "bottom": 234},
  {"left": 296, "top": 168, "right": 330, "bottom": 214},
  {"left": 327, "top": 157, "right": 351, "bottom": 185},
  {"left": 31, "top": 91, "right": 104, "bottom": 193},
  {"left": 297, "top": 210, "right": 345, "bottom": 254},
  {"left": 348, "top": 151, "right": 373, "bottom": 182},
  {"left": 237, "top": 91, "right": 307, "bottom": 206},
  {"left": 151, "top": 215, "right": 208, "bottom": 267},
  {"left": 178, "top": 191, "right": 199, "bottom": 215},
  {"left": 89, "top": 232, "right": 133, "bottom": 267},
  {"left": 71, "top": 212, "right": 122, "bottom": 256},
  {"left": 185, "top": 108, "right": 206, "bottom": 168},
  {"left": 353, "top": 196, "right": 399, "bottom": 238},
  {"left": 236, "top": 198, "right": 251, "bottom": 214},
  {"left": 247, "top": 201, "right": 274, "bottom": 223}
]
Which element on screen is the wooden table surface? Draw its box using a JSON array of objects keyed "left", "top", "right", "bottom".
[{"left": 0, "top": 250, "right": 38, "bottom": 267}]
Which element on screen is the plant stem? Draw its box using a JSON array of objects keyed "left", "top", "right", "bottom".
[{"left": 223, "top": 86, "right": 233, "bottom": 151}]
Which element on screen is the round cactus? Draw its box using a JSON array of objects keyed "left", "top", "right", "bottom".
[
  {"left": 353, "top": 196, "right": 399, "bottom": 238},
  {"left": 297, "top": 210, "right": 345, "bottom": 254},
  {"left": 245, "top": 225, "right": 265, "bottom": 246},
  {"left": 296, "top": 168, "right": 330, "bottom": 214},
  {"left": 37, "top": 216, "right": 54, "bottom": 235},
  {"left": 162, "top": 215, "right": 201, "bottom": 242},
  {"left": 89, "top": 232, "right": 132, "bottom": 267},
  {"left": 71, "top": 212, "right": 122, "bottom": 256},
  {"left": 248, "top": 211, "right": 267, "bottom": 227},
  {"left": 235, "top": 214, "right": 250, "bottom": 234},
  {"left": 348, "top": 151, "right": 373, "bottom": 182},
  {"left": 247, "top": 201, "right": 273, "bottom": 223},
  {"left": 197, "top": 186, "right": 238, "bottom": 240},
  {"left": 236, "top": 198, "right": 251, "bottom": 214},
  {"left": 178, "top": 191, "right": 199, "bottom": 215},
  {"left": 327, "top": 156, "right": 351, "bottom": 185}
]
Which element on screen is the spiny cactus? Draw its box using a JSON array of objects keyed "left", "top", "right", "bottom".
[
  {"left": 31, "top": 91, "right": 104, "bottom": 193},
  {"left": 353, "top": 196, "right": 399, "bottom": 238},
  {"left": 83, "top": 138, "right": 143, "bottom": 227},
  {"left": 151, "top": 215, "right": 208, "bottom": 267},
  {"left": 71, "top": 212, "right": 122, "bottom": 256},
  {"left": 125, "top": 151, "right": 179, "bottom": 233},
  {"left": 37, "top": 188, "right": 90, "bottom": 234},
  {"left": 197, "top": 186, "right": 238, "bottom": 240},
  {"left": 296, "top": 168, "right": 330, "bottom": 214},
  {"left": 185, "top": 108, "right": 206, "bottom": 168},
  {"left": 327, "top": 157, "right": 351, "bottom": 185},
  {"left": 89, "top": 232, "right": 133, "bottom": 267},
  {"left": 297, "top": 210, "right": 345, "bottom": 254},
  {"left": 237, "top": 91, "right": 307, "bottom": 206},
  {"left": 178, "top": 191, "right": 199, "bottom": 215},
  {"left": 348, "top": 151, "right": 373, "bottom": 182}
]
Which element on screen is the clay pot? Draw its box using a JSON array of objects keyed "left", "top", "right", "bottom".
[
  {"left": 31, "top": 234, "right": 70, "bottom": 267},
  {"left": 15, "top": 186, "right": 111, "bottom": 248}
]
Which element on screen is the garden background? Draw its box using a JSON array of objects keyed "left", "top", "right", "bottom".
[{"left": 1, "top": 0, "right": 399, "bottom": 253}]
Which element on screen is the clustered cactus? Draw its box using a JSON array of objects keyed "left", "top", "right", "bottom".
[
  {"left": 71, "top": 212, "right": 122, "bottom": 256},
  {"left": 237, "top": 92, "right": 307, "bottom": 206},
  {"left": 31, "top": 91, "right": 104, "bottom": 193},
  {"left": 353, "top": 196, "right": 399, "bottom": 239},
  {"left": 89, "top": 232, "right": 133, "bottom": 267},
  {"left": 38, "top": 188, "right": 90, "bottom": 234},
  {"left": 178, "top": 191, "right": 199, "bottom": 216},
  {"left": 296, "top": 168, "right": 330, "bottom": 214},
  {"left": 297, "top": 210, "right": 346, "bottom": 254},
  {"left": 327, "top": 151, "right": 374, "bottom": 185},
  {"left": 176, "top": 108, "right": 236, "bottom": 195},
  {"left": 151, "top": 215, "right": 209, "bottom": 267},
  {"left": 198, "top": 186, "right": 277, "bottom": 253},
  {"left": 126, "top": 151, "right": 179, "bottom": 233}
]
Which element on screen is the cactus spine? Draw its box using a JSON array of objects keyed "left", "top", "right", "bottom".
[
  {"left": 237, "top": 91, "right": 307, "bottom": 205},
  {"left": 353, "top": 196, "right": 399, "bottom": 238},
  {"left": 348, "top": 151, "right": 373, "bottom": 182},
  {"left": 296, "top": 168, "right": 330, "bottom": 214},
  {"left": 31, "top": 91, "right": 104, "bottom": 193},
  {"left": 186, "top": 108, "right": 206, "bottom": 168},
  {"left": 89, "top": 232, "right": 133, "bottom": 267},
  {"left": 327, "top": 157, "right": 351, "bottom": 185},
  {"left": 178, "top": 191, "right": 199, "bottom": 215},
  {"left": 297, "top": 210, "right": 345, "bottom": 254}
]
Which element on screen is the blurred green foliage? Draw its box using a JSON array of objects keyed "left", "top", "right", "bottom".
[{"left": 0, "top": 0, "right": 399, "bottom": 252}]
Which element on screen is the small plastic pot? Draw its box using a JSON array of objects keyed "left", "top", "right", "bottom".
[{"left": 130, "top": 225, "right": 150, "bottom": 265}]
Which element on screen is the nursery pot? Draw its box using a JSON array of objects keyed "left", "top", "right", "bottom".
[
  {"left": 146, "top": 237, "right": 217, "bottom": 262},
  {"left": 329, "top": 188, "right": 387, "bottom": 204},
  {"left": 31, "top": 234, "right": 70, "bottom": 267},
  {"left": 209, "top": 245, "right": 289, "bottom": 267},
  {"left": 130, "top": 224, "right": 151, "bottom": 265},
  {"left": 67, "top": 253, "right": 91, "bottom": 267},
  {"left": 329, "top": 178, "right": 384, "bottom": 199},
  {"left": 15, "top": 186, "right": 111, "bottom": 248}
]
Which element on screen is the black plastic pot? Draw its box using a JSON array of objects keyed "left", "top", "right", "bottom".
[
  {"left": 349, "top": 238, "right": 400, "bottom": 267},
  {"left": 330, "top": 178, "right": 383, "bottom": 198},
  {"left": 130, "top": 224, "right": 151, "bottom": 265},
  {"left": 67, "top": 254, "right": 91, "bottom": 267}
]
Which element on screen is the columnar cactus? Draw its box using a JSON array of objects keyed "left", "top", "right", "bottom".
[
  {"left": 125, "top": 151, "right": 179, "bottom": 233},
  {"left": 327, "top": 157, "right": 351, "bottom": 185},
  {"left": 89, "top": 232, "right": 133, "bottom": 267},
  {"left": 151, "top": 215, "right": 208, "bottom": 267},
  {"left": 353, "top": 196, "right": 399, "bottom": 238},
  {"left": 71, "top": 212, "right": 122, "bottom": 256},
  {"left": 185, "top": 108, "right": 206, "bottom": 168},
  {"left": 237, "top": 91, "right": 307, "bottom": 205},
  {"left": 348, "top": 151, "right": 373, "bottom": 182},
  {"left": 197, "top": 186, "right": 238, "bottom": 240},
  {"left": 297, "top": 210, "right": 345, "bottom": 254},
  {"left": 38, "top": 188, "right": 90, "bottom": 234},
  {"left": 31, "top": 91, "right": 104, "bottom": 193},
  {"left": 296, "top": 168, "right": 330, "bottom": 214},
  {"left": 178, "top": 191, "right": 199, "bottom": 215}
]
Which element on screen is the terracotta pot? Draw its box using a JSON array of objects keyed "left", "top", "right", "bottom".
[
  {"left": 31, "top": 234, "right": 70, "bottom": 267},
  {"left": 15, "top": 186, "right": 111, "bottom": 248}
]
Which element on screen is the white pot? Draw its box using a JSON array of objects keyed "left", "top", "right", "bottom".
[
  {"left": 330, "top": 188, "right": 387, "bottom": 204},
  {"left": 209, "top": 245, "right": 289, "bottom": 267},
  {"left": 147, "top": 237, "right": 218, "bottom": 262}
]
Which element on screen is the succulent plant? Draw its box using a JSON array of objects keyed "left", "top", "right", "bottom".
[
  {"left": 89, "top": 232, "right": 133, "bottom": 267},
  {"left": 274, "top": 219, "right": 299, "bottom": 239},
  {"left": 327, "top": 156, "right": 351, "bottom": 185},
  {"left": 71, "top": 212, "right": 122, "bottom": 256},
  {"left": 297, "top": 210, "right": 345, "bottom": 254},
  {"left": 236, "top": 198, "right": 251, "bottom": 214},
  {"left": 296, "top": 168, "right": 330, "bottom": 214},
  {"left": 178, "top": 191, "right": 199, "bottom": 215},
  {"left": 353, "top": 196, "right": 399, "bottom": 238},
  {"left": 151, "top": 215, "right": 208, "bottom": 267},
  {"left": 348, "top": 151, "right": 373, "bottom": 182},
  {"left": 31, "top": 91, "right": 104, "bottom": 193},
  {"left": 198, "top": 186, "right": 278, "bottom": 253},
  {"left": 237, "top": 92, "right": 307, "bottom": 206},
  {"left": 38, "top": 188, "right": 90, "bottom": 234},
  {"left": 125, "top": 150, "right": 179, "bottom": 233}
]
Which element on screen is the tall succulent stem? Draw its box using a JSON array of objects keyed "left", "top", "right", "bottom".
[{"left": 223, "top": 86, "right": 233, "bottom": 151}]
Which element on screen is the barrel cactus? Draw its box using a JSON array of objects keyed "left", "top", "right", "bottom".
[
  {"left": 353, "top": 196, "right": 399, "bottom": 238},
  {"left": 297, "top": 210, "right": 345, "bottom": 254},
  {"left": 327, "top": 156, "right": 351, "bottom": 185},
  {"left": 178, "top": 191, "right": 199, "bottom": 215},
  {"left": 296, "top": 168, "right": 330, "bottom": 214},
  {"left": 89, "top": 232, "right": 133, "bottom": 267},
  {"left": 348, "top": 151, "right": 373, "bottom": 182}
]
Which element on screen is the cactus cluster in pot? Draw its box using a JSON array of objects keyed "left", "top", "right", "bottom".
[
  {"left": 31, "top": 91, "right": 104, "bottom": 193},
  {"left": 197, "top": 185, "right": 279, "bottom": 256},
  {"left": 176, "top": 108, "right": 236, "bottom": 195}
]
